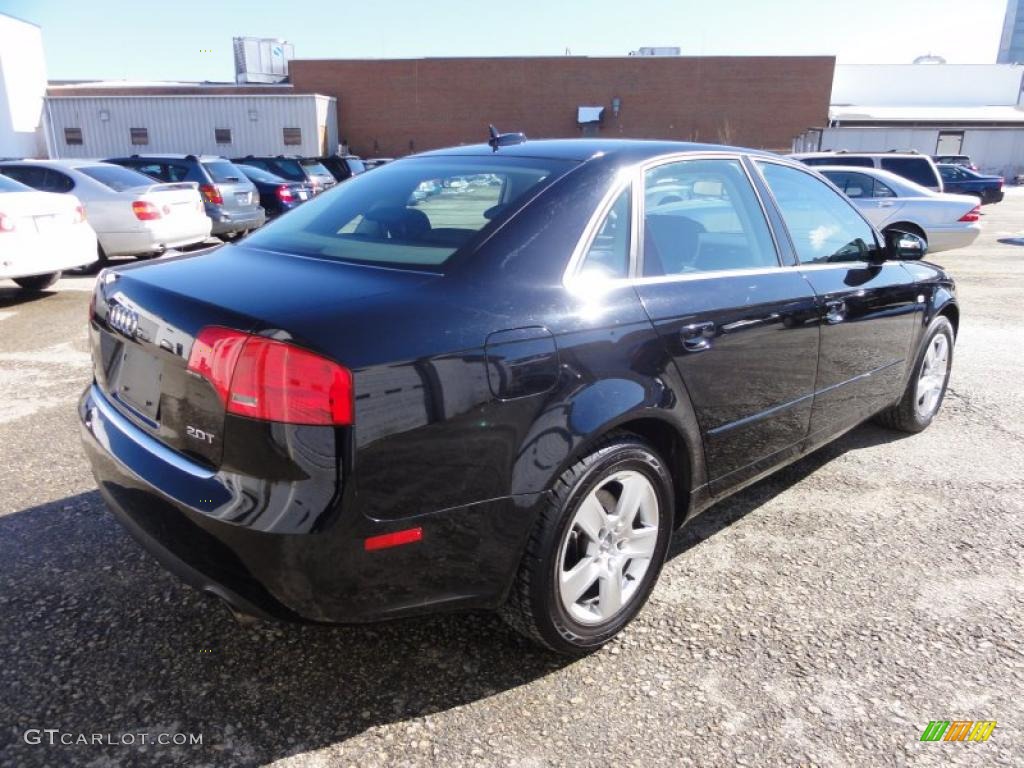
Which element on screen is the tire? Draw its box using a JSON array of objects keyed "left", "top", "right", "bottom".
[
  {"left": 501, "top": 434, "right": 674, "bottom": 654},
  {"left": 13, "top": 272, "right": 61, "bottom": 291},
  {"left": 875, "top": 316, "right": 954, "bottom": 433}
]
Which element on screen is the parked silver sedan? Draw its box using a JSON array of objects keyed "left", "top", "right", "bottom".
[
  {"left": 0, "top": 160, "right": 212, "bottom": 263},
  {"left": 818, "top": 165, "right": 981, "bottom": 253}
]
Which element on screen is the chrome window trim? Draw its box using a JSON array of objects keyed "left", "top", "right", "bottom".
[{"left": 561, "top": 170, "right": 638, "bottom": 288}]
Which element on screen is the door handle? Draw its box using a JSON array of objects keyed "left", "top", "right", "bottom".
[
  {"left": 824, "top": 299, "right": 846, "bottom": 325},
  {"left": 680, "top": 321, "right": 715, "bottom": 352}
]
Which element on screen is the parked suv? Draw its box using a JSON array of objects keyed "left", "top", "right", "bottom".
[
  {"left": 790, "top": 151, "right": 943, "bottom": 192},
  {"left": 231, "top": 156, "right": 337, "bottom": 194},
  {"left": 937, "top": 163, "right": 1004, "bottom": 205},
  {"left": 933, "top": 154, "right": 977, "bottom": 171},
  {"left": 105, "top": 154, "right": 265, "bottom": 238},
  {"left": 316, "top": 155, "right": 366, "bottom": 182}
]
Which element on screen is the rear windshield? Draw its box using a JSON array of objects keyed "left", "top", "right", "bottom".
[
  {"left": 0, "top": 174, "right": 30, "bottom": 192},
  {"left": 203, "top": 161, "right": 246, "bottom": 184},
  {"left": 298, "top": 159, "right": 332, "bottom": 177},
  {"left": 79, "top": 164, "right": 157, "bottom": 191},
  {"left": 802, "top": 156, "right": 874, "bottom": 168},
  {"left": 236, "top": 164, "right": 284, "bottom": 184},
  {"left": 880, "top": 158, "right": 939, "bottom": 188},
  {"left": 242, "top": 156, "right": 574, "bottom": 269}
]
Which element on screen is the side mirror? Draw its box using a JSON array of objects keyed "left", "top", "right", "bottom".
[{"left": 886, "top": 230, "right": 927, "bottom": 261}]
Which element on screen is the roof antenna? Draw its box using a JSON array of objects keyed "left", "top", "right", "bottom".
[{"left": 488, "top": 124, "right": 527, "bottom": 152}]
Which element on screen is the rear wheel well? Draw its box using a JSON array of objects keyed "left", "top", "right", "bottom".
[
  {"left": 613, "top": 418, "right": 691, "bottom": 528},
  {"left": 884, "top": 222, "right": 926, "bottom": 242}
]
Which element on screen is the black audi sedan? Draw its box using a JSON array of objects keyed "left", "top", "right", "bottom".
[{"left": 80, "top": 138, "right": 958, "bottom": 654}]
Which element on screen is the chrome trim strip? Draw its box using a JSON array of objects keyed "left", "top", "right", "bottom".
[{"left": 89, "top": 385, "right": 215, "bottom": 480}]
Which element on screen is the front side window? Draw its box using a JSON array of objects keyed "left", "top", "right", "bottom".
[
  {"left": 758, "top": 161, "right": 879, "bottom": 264},
  {"left": 243, "top": 156, "right": 573, "bottom": 269},
  {"left": 642, "top": 158, "right": 777, "bottom": 276},
  {"left": 579, "top": 187, "right": 631, "bottom": 280}
]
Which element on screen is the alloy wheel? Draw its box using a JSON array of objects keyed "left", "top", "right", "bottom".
[{"left": 915, "top": 333, "right": 950, "bottom": 418}]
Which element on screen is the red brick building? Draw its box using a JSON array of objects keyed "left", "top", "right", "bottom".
[{"left": 289, "top": 55, "right": 834, "bottom": 157}]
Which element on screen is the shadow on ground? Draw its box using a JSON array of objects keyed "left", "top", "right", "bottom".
[{"left": 0, "top": 423, "right": 904, "bottom": 766}]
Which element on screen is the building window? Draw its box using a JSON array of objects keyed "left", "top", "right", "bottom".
[
  {"left": 64, "top": 127, "right": 83, "bottom": 145},
  {"left": 283, "top": 127, "right": 302, "bottom": 146},
  {"left": 130, "top": 128, "right": 149, "bottom": 145},
  {"left": 215, "top": 128, "right": 232, "bottom": 144}
]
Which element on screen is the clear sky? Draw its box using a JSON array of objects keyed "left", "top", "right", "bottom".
[{"left": 4, "top": 0, "right": 1010, "bottom": 82}]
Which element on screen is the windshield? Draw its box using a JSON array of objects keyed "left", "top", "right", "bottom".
[
  {"left": 243, "top": 156, "right": 574, "bottom": 269},
  {"left": 0, "top": 174, "right": 30, "bottom": 192},
  {"left": 203, "top": 161, "right": 246, "bottom": 183},
  {"left": 79, "top": 164, "right": 157, "bottom": 191},
  {"left": 237, "top": 164, "right": 285, "bottom": 184}
]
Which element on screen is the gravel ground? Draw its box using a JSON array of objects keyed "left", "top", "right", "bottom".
[{"left": 0, "top": 197, "right": 1022, "bottom": 768}]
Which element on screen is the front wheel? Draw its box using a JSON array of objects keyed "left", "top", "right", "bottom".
[
  {"left": 13, "top": 272, "right": 61, "bottom": 291},
  {"left": 501, "top": 434, "right": 674, "bottom": 654},
  {"left": 875, "top": 316, "right": 954, "bottom": 433}
]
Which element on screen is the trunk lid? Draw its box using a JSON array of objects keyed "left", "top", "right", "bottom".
[
  {"left": 202, "top": 160, "right": 259, "bottom": 212},
  {"left": 90, "top": 243, "right": 433, "bottom": 467}
]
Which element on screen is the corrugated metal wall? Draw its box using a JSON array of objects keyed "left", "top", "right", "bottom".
[{"left": 44, "top": 95, "right": 338, "bottom": 159}]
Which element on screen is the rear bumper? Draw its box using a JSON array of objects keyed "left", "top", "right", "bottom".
[
  {"left": 984, "top": 189, "right": 1004, "bottom": 204},
  {"left": 100, "top": 219, "right": 212, "bottom": 256},
  {"left": 0, "top": 226, "right": 97, "bottom": 278},
  {"left": 209, "top": 208, "right": 266, "bottom": 236},
  {"left": 927, "top": 224, "right": 980, "bottom": 254},
  {"left": 79, "top": 384, "right": 538, "bottom": 623}
]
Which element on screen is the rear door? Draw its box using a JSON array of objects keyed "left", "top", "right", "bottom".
[
  {"left": 631, "top": 155, "right": 821, "bottom": 493},
  {"left": 755, "top": 160, "right": 919, "bottom": 442}
]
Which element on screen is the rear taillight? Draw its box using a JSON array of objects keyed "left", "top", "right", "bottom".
[
  {"left": 199, "top": 184, "right": 223, "bottom": 205},
  {"left": 74, "top": 204, "right": 86, "bottom": 224},
  {"left": 0, "top": 212, "right": 14, "bottom": 233},
  {"left": 187, "top": 326, "right": 353, "bottom": 425},
  {"left": 132, "top": 200, "right": 162, "bottom": 220},
  {"left": 959, "top": 205, "right": 981, "bottom": 222},
  {"left": 998, "top": 178, "right": 1004, "bottom": 190},
  {"left": 277, "top": 185, "right": 295, "bottom": 203}
]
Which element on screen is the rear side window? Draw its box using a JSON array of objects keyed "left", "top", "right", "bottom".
[
  {"left": 758, "top": 162, "right": 879, "bottom": 264},
  {"left": 642, "top": 158, "right": 778, "bottom": 276},
  {"left": 79, "top": 164, "right": 156, "bottom": 191},
  {"left": 203, "top": 161, "right": 245, "bottom": 183},
  {"left": 346, "top": 158, "right": 366, "bottom": 175},
  {"left": 243, "top": 156, "right": 574, "bottom": 268},
  {"left": 579, "top": 187, "right": 631, "bottom": 280},
  {"left": 129, "top": 163, "right": 168, "bottom": 181},
  {"left": 880, "top": 158, "right": 939, "bottom": 188},
  {"left": 823, "top": 171, "right": 895, "bottom": 200}
]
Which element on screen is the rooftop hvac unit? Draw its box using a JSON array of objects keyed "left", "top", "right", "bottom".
[
  {"left": 629, "top": 47, "right": 681, "bottom": 57},
  {"left": 233, "top": 37, "right": 294, "bottom": 84}
]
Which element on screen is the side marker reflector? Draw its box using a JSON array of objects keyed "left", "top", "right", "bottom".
[{"left": 364, "top": 527, "right": 423, "bottom": 552}]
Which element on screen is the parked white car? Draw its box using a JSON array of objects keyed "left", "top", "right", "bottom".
[
  {"left": 0, "top": 160, "right": 211, "bottom": 263},
  {"left": 817, "top": 165, "right": 981, "bottom": 253},
  {"left": 0, "top": 174, "right": 97, "bottom": 290}
]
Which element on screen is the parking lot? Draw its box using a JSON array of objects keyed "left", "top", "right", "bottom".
[{"left": 1, "top": 192, "right": 1022, "bottom": 767}]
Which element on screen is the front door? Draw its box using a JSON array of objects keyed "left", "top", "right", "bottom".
[
  {"left": 755, "top": 160, "right": 919, "bottom": 442},
  {"left": 631, "top": 156, "right": 821, "bottom": 493}
]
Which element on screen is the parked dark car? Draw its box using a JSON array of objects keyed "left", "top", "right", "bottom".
[
  {"left": 232, "top": 156, "right": 336, "bottom": 194},
  {"left": 316, "top": 155, "right": 366, "bottom": 182},
  {"left": 80, "top": 139, "right": 958, "bottom": 654},
  {"left": 932, "top": 154, "right": 977, "bottom": 171},
  {"left": 937, "top": 163, "right": 1004, "bottom": 204},
  {"left": 234, "top": 164, "right": 312, "bottom": 217},
  {"left": 105, "top": 154, "right": 265, "bottom": 238}
]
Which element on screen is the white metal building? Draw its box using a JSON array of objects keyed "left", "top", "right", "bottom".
[
  {"left": 0, "top": 13, "right": 48, "bottom": 158},
  {"left": 792, "top": 64, "right": 1024, "bottom": 178},
  {"left": 44, "top": 92, "right": 338, "bottom": 159}
]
